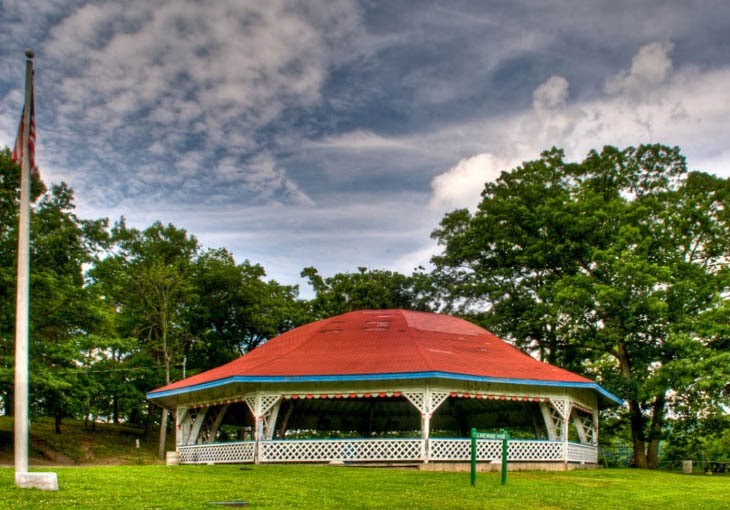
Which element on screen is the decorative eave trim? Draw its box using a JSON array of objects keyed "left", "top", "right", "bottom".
[{"left": 146, "top": 371, "right": 623, "bottom": 406}]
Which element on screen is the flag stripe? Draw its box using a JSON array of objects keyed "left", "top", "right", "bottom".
[{"left": 12, "top": 70, "right": 37, "bottom": 177}]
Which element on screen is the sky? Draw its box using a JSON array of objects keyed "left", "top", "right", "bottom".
[{"left": 1, "top": 1, "right": 730, "bottom": 297}]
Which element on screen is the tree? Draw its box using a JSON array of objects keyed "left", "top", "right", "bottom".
[
  {"left": 0, "top": 149, "right": 109, "bottom": 432},
  {"left": 90, "top": 220, "right": 199, "bottom": 456},
  {"left": 431, "top": 145, "right": 730, "bottom": 468},
  {"left": 186, "top": 248, "right": 309, "bottom": 370},
  {"left": 30, "top": 183, "right": 110, "bottom": 433},
  {"left": 0, "top": 148, "right": 42, "bottom": 414},
  {"left": 301, "top": 266, "right": 431, "bottom": 318}
]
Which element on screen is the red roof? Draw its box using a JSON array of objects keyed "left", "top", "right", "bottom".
[{"left": 151, "top": 309, "right": 593, "bottom": 395}]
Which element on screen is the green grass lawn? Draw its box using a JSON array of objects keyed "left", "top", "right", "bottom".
[{"left": 1, "top": 465, "right": 729, "bottom": 509}]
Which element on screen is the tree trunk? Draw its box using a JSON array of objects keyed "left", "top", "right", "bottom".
[
  {"left": 627, "top": 393, "right": 667, "bottom": 469},
  {"left": 647, "top": 439, "right": 661, "bottom": 469},
  {"left": 4, "top": 390, "right": 13, "bottom": 417},
  {"left": 144, "top": 404, "right": 153, "bottom": 439},
  {"left": 55, "top": 411, "right": 63, "bottom": 434},
  {"left": 629, "top": 399, "right": 648, "bottom": 468},
  {"left": 645, "top": 393, "right": 666, "bottom": 469},
  {"left": 113, "top": 395, "right": 120, "bottom": 424},
  {"left": 158, "top": 354, "right": 171, "bottom": 459},
  {"left": 158, "top": 407, "right": 169, "bottom": 459}
]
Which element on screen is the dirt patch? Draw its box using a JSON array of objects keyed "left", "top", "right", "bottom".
[{"left": 30, "top": 438, "right": 76, "bottom": 465}]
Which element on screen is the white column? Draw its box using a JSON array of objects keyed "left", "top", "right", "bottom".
[
  {"left": 572, "top": 413, "right": 588, "bottom": 444},
  {"left": 189, "top": 408, "right": 209, "bottom": 445},
  {"left": 264, "top": 400, "right": 282, "bottom": 440},
  {"left": 561, "top": 400, "right": 571, "bottom": 463},
  {"left": 404, "top": 388, "right": 449, "bottom": 463},
  {"left": 175, "top": 407, "right": 189, "bottom": 447},
  {"left": 205, "top": 405, "right": 229, "bottom": 444},
  {"left": 539, "top": 402, "right": 558, "bottom": 440},
  {"left": 244, "top": 394, "right": 281, "bottom": 463},
  {"left": 545, "top": 398, "right": 571, "bottom": 462}
]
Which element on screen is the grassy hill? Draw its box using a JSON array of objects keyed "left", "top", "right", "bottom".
[{"left": 0, "top": 416, "right": 171, "bottom": 465}]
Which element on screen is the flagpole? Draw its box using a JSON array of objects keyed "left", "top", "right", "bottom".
[{"left": 14, "top": 48, "right": 34, "bottom": 481}]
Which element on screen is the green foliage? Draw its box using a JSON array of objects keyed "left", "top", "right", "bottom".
[
  {"left": 431, "top": 144, "right": 730, "bottom": 468},
  {"left": 662, "top": 414, "right": 730, "bottom": 463},
  {"left": 0, "top": 150, "right": 109, "bottom": 431},
  {"left": 3, "top": 142, "right": 728, "bottom": 471},
  {"left": 1, "top": 147, "right": 307, "bottom": 433},
  {"left": 187, "top": 248, "right": 310, "bottom": 369},
  {"left": 301, "top": 266, "right": 432, "bottom": 318}
]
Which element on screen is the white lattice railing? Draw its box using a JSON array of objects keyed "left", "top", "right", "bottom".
[
  {"left": 261, "top": 438, "right": 423, "bottom": 463},
  {"left": 177, "top": 439, "right": 596, "bottom": 464},
  {"left": 566, "top": 442, "right": 598, "bottom": 463},
  {"left": 429, "top": 439, "right": 565, "bottom": 462},
  {"left": 178, "top": 441, "right": 255, "bottom": 464}
]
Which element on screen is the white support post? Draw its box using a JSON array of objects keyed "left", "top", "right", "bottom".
[
  {"left": 561, "top": 401, "right": 571, "bottom": 463},
  {"left": 404, "top": 388, "right": 449, "bottom": 463},
  {"left": 176, "top": 407, "right": 189, "bottom": 447},
  {"left": 421, "top": 413, "right": 431, "bottom": 441},
  {"left": 243, "top": 396, "right": 262, "bottom": 464},
  {"left": 545, "top": 398, "right": 571, "bottom": 462},
  {"left": 539, "top": 402, "right": 558, "bottom": 440},
  {"left": 572, "top": 413, "right": 588, "bottom": 444},
  {"left": 264, "top": 400, "right": 282, "bottom": 440},
  {"left": 205, "top": 405, "right": 229, "bottom": 444},
  {"left": 244, "top": 394, "right": 281, "bottom": 463},
  {"left": 188, "top": 408, "right": 209, "bottom": 445},
  {"left": 403, "top": 390, "right": 428, "bottom": 461}
]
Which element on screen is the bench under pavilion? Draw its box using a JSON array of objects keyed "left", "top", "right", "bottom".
[{"left": 147, "top": 309, "right": 621, "bottom": 467}]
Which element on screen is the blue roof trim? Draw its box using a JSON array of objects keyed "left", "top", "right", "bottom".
[{"left": 146, "top": 371, "right": 623, "bottom": 405}]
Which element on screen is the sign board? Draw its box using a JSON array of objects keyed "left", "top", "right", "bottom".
[
  {"left": 472, "top": 432, "right": 507, "bottom": 440},
  {"left": 470, "top": 428, "right": 509, "bottom": 487}
]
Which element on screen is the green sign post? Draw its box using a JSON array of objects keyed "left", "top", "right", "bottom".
[{"left": 470, "top": 428, "right": 509, "bottom": 486}]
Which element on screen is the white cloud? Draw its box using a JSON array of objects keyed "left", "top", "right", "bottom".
[
  {"left": 239, "top": 153, "right": 315, "bottom": 206},
  {"left": 605, "top": 41, "right": 674, "bottom": 96},
  {"left": 529, "top": 75, "right": 584, "bottom": 147},
  {"left": 533, "top": 75, "right": 569, "bottom": 112},
  {"left": 430, "top": 153, "right": 514, "bottom": 211},
  {"left": 35, "top": 0, "right": 359, "bottom": 207},
  {"left": 4, "top": 3, "right": 730, "bottom": 296},
  {"left": 426, "top": 41, "right": 730, "bottom": 213},
  {"left": 309, "top": 130, "right": 415, "bottom": 152}
]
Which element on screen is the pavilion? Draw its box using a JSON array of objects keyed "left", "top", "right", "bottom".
[{"left": 147, "top": 309, "right": 621, "bottom": 466}]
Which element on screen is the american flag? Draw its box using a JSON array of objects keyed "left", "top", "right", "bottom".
[{"left": 12, "top": 68, "right": 38, "bottom": 178}]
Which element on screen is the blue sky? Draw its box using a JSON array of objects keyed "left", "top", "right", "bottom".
[{"left": 2, "top": 1, "right": 730, "bottom": 296}]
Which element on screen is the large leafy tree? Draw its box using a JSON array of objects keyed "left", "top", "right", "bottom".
[
  {"left": 186, "top": 248, "right": 309, "bottom": 370},
  {"left": 0, "top": 149, "right": 108, "bottom": 432},
  {"left": 30, "top": 183, "right": 110, "bottom": 433},
  {"left": 301, "top": 266, "right": 432, "bottom": 318},
  {"left": 90, "top": 220, "right": 199, "bottom": 456},
  {"left": 431, "top": 145, "right": 730, "bottom": 468},
  {"left": 90, "top": 223, "right": 309, "bottom": 455}
]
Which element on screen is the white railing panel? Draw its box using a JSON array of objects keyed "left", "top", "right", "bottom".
[
  {"left": 567, "top": 443, "right": 597, "bottom": 463},
  {"left": 178, "top": 441, "right": 255, "bottom": 464},
  {"left": 261, "top": 438, "right": 423, "bottom": 463},
  {"left": 429, "top": 439, "right": 566, "bottom": 462},
  {"left": 429, "top": 439, "right": 501, "bottom": 461},
  {"left": 176, "top": 439, "right": 596, "bottom": 465},
  {"left": 508, "top": 440, "right": 564, "bottom": 461}
]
